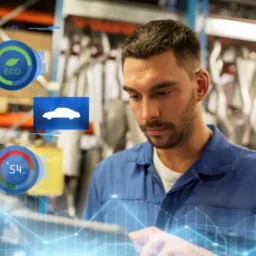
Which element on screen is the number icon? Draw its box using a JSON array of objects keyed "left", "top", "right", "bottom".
[
  {"left": 10, "top": 164, "right": 22, "bottom": 174},
  {"left": 0, "top": 145, "right": 44, "bottom": 194}
]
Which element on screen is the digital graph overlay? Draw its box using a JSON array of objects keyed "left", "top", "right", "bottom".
[{"left": 0, "top": 199, "right": 255, "bottom": 256}]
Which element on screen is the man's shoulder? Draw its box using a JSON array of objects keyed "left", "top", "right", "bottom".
[
  {"left": 230, "top": 142, "right": 256, "bottom": 167},
  {"left": 93, "top": 142, "right": 149, "bottom": 176},
  {"left": 104, "top": 142, "right": 146, "bottom": 164}
]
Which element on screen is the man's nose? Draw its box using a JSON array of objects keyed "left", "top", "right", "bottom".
[{"left": 141, "top": 99, "right": 160, "bottom": 121}]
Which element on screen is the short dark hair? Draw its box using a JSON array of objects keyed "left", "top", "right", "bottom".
[{"left": 122, "top": 19, "right": 201, "bottom": 69}]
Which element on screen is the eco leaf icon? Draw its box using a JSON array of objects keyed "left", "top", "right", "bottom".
[{"left": 5, "top": 58, "right": 19, "bottom": 67}]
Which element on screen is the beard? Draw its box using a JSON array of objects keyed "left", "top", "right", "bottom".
[{"left": 140, "top": 91, "right": 197, "bottom": 149}]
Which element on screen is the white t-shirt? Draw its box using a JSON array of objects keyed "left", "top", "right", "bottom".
[{"left": 153, "top": 147, "right": 182, "bottom": 193}]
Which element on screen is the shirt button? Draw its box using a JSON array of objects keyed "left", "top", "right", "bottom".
[{"left": 188, "top": 173, "right": 193, "bottom": 177}]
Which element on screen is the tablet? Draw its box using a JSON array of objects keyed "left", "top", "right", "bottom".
[{"left": 3, "top": 210, "right": 138, "bottom": 256}]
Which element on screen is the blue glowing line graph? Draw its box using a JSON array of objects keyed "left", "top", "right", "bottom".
[
  {"left": 89, "top": 200, "right": 256, "bottom": 238},
  {"left": 0, "top": 198, "right": 255, "bottom": 255},
  {"left": 86, "top": 200, "right": 256, "bottom": 255},
  {"left": 0, "top": 236, "right": 37, "bottom": 253},
  {"left": 6, "top": 214, "right": 45, "bottom": 242},
  {"left": 85, "top": 243, "right": 137, "bottom": 256}
]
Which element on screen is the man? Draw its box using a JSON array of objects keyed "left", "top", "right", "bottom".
[{"left": 84, "top": 20, "right": 256, "bottom": 255}]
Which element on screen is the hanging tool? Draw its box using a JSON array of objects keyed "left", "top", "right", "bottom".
[
  {"left": 208, "top": 41, "right": 236, "bottom": 142},
  {"left": 86, "top": 32, "right": 111, "bottom": 154},
  {"left": 76, "top": 36, "right": 91, "bottom": 96},
  {"left": 234, "top": 57, "right": 255, "bottom": 126},
  {"left": 59, "top": 34, "right": 78, "bottom": 96},
  {"left": 241, "top": 60, "right": 256, "bottom": 146},
  {"left": 75, "top": 33, "right": 112, "bottom": 214},
  {"left": 102, "top": 46, "right": 128, "bottom": 156},
  {"left": 60, "top": 33, "right": 91, "bottom": 218},
  {"left": 62, "top": 32, "right": 110, "bottom": 149},
  {"left": 59, "top": 19, "right": 86, "bottom": 96},
  {"left": 250, "top": 87, "right": 256, "bottom": 136}
]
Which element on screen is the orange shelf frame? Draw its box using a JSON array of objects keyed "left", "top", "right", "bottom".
[
  {"left": 0, "top": 113, "right": 33, "bottom": 128},
  {"left": 0, "top": 7, "right": 138, "bottom": 35},
  {"left": 0, "top": 7, "right": 54, "bottom": 26},
  {"left": 0, "top": 113, "right": 96, "bottom": 135},
  {"left": 71, "top": 16, "right": 139, "bottom": 35}
]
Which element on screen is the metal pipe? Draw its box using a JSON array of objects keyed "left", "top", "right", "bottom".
[
  {"left": 51, "top": 0, "right": 64, "bottom": 85},
  {"left": 186, "top": 0, "right": 198, "bottom": 30},
  {"left": 200, "top": 0, "right": 209, "bottom": 68},
  {"left": 44, "top": 0, "right": 64, "bottom": 146}
]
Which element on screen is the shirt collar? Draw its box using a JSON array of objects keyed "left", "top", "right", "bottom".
[{"left": 128, "top": 125, "right": 234, "bottom": 176}]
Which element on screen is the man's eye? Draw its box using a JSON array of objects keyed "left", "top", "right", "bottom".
[
  {"left": 156, "top": 91, "right": 171, "bottom": 96},
  {"left": 130, "top": 95, "right": 141, "bottom": 101}
]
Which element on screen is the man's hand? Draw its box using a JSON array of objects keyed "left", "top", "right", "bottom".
[{"left": 129, "top": 227, "right": 217, "bottom": 256}]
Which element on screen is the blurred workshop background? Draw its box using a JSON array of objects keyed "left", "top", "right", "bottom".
[{"left": 0, "top": 0, "right": 255, "bottom": 219}]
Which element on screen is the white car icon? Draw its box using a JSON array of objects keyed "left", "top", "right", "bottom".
[{"left": 43, "top": 107, "right": 80, "bottom": 120}]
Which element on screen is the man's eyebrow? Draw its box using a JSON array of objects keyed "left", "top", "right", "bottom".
[
  {"left": 122, "top": 81, "right": 177, "bottom": 93},
  {"left": 150, "top": 82, "right": 177, "bottom": 91},
  {"left": 122, "top": 85, "right": 137, "bottom": 93}
]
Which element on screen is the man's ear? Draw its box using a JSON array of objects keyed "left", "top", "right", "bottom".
[{"left": 196, "top": 69, "right": 210, "bottom": 102}]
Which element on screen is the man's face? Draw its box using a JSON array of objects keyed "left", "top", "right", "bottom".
[{"left": 123, "top": 51, "right": 198, "bottom": 149}]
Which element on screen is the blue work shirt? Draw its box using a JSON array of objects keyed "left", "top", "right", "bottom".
[{"left": 84, "top": 125, "right": 256, "bottom": 254}]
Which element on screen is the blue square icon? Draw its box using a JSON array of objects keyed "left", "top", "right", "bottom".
[{"left": 33, "top": 97, "right": 89, "bottom": 130}]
